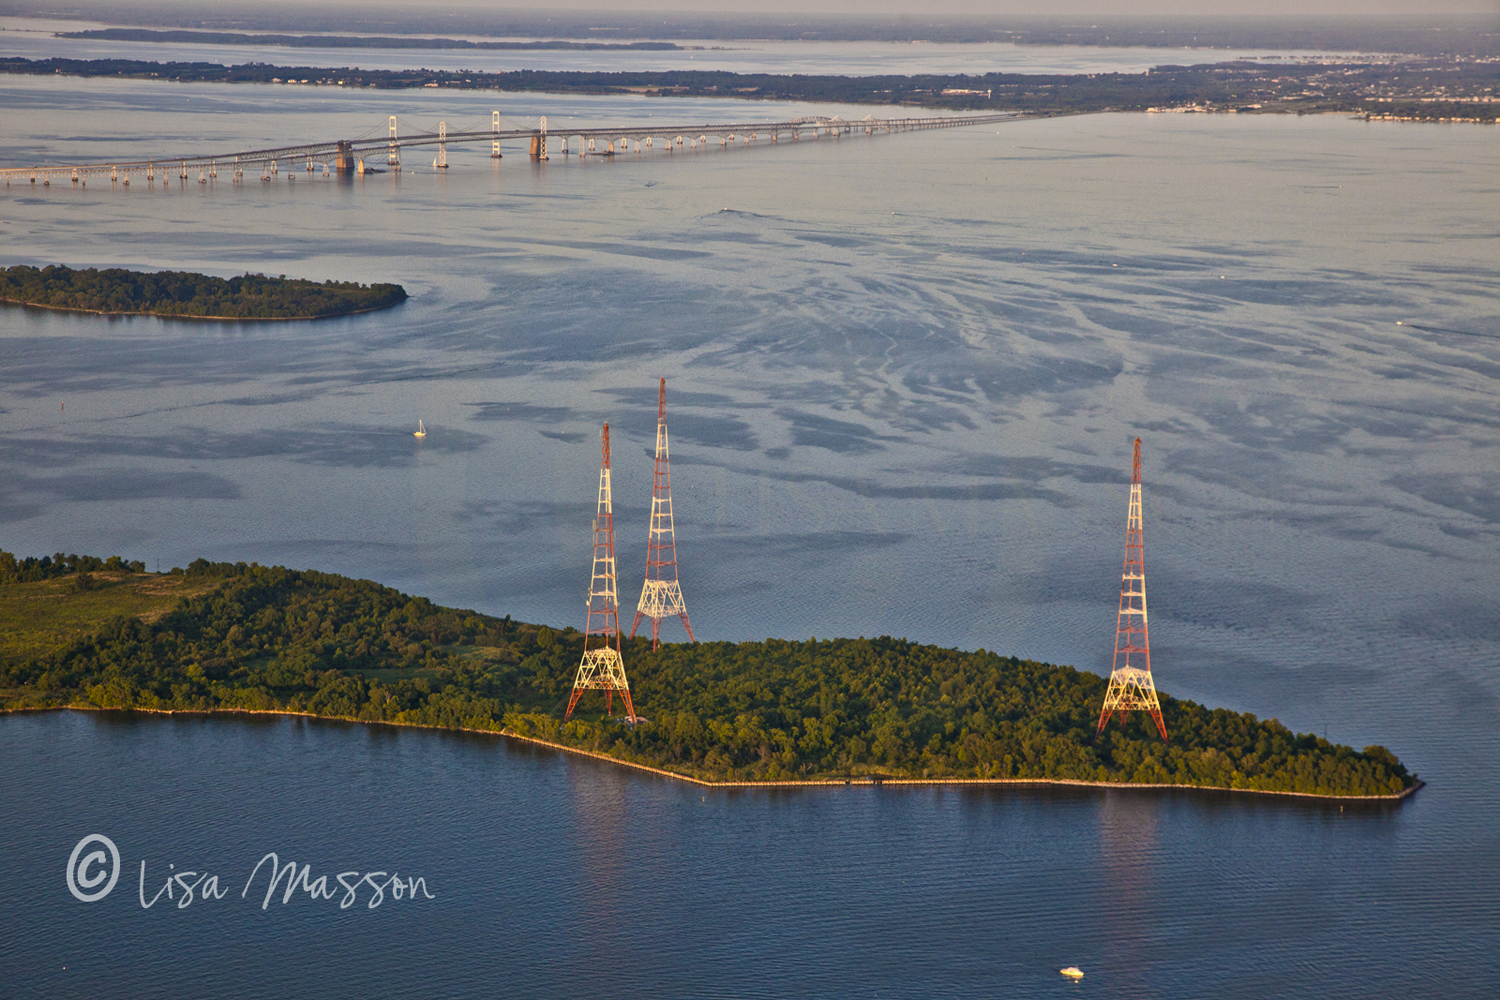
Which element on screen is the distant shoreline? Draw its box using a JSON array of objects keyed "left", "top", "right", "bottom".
[
  {"left": 3, "top": 704, "right": 1424, "bottom": 803},
  {"left": 1, "top": 56, "right": 1491, "bottom": 123}
]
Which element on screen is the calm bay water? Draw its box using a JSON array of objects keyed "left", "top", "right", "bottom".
[
  {"left": 1, "top": 61, "right": 1497, "bottom": 997},
  {"left": 0, "top": 709, "right": 1489, "bottom": 1000}
]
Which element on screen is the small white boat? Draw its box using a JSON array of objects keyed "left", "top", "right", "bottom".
[
  {"left": 1060, "top": 967, "right": 1084, "bottom": 979},
  {"left": 413, "top": 419, "right": 426, "bottom": 439}
]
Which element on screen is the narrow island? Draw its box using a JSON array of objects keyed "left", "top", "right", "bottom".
[
  {"left": 0, "top": 552, "right": 1417, "bottom": 799},
  {"left": 0, "top": 264, "right": 407, "bottom": 321}
]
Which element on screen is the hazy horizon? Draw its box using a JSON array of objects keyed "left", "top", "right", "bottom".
[{"left": 8, "top": 2, "right": 1495, "bottom": 22}]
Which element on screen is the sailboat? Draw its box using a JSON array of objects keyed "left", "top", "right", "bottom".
[{"left": 414, "top": 419, "right": 426, "bottom": 439}]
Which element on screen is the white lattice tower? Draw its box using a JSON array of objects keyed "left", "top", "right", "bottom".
[
  {"left": 387, "top": 115, "right": 400, "bottom": 168},
  {"left": 630, "top": 379, "right": 698, "bottom": 650},
  {"left": 1097, "top": 437, "right": 1169, "bottom": 743},
  {"left": 492, "top": 111, "right": 502, "bottom": 158},
  {"left": 565, "top": 424, "right": 636, "bottom": 722},
  {"left": 435, "top": 121, "right": 447, "bottom": 168}
]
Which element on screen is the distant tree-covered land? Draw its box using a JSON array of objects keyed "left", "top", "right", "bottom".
[
  {"left": 0, "top": 265, "right": 407, "bottom": 320},
  {"left": 0, "top": 554, "right": 1415, "bottom": 797},
  {"left": 1, "top": 55, "right": 1493, "bottom": 122}
]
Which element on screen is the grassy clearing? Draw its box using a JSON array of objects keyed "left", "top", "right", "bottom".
[{"left": 0, "top": 573, "right": 218, "bottom": 667}]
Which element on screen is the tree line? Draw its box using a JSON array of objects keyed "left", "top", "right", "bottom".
[
  {"left": 0, "top": 551, "right": 145, "bottom": 585},
  {"left": 0, "top": 557, "right": 1414, "bottom": 797}
]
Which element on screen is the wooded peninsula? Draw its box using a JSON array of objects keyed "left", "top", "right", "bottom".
[
  {"left": 0, "top": 553, "right": 1416, "bottom": 798},
  {"left": 0, "top": 265, "right": 408, "bottom": 320}
]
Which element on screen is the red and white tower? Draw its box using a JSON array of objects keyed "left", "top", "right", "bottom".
[
  {"left": 565, "top": 424, "right": 637, "bottom": 722},
  {"left": 630, "top": 378, "right": 697, "bottom": 650},
  {"left": 1097, "top": 437, "right": 1168, "bottom": 743}
]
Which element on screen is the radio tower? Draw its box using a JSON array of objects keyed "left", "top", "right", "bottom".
[
  {"left": 630, "top": 378, "right": 697, "bottom": 650},
  {"left": 1097, "top": 437, "right": 1168, "bottom": 743},
  {"left": 565, "top": 424, "right": 637, "bottom": 723}
]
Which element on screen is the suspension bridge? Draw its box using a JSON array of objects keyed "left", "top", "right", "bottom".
[{"left": 0, "top": 110, "right": 1031, "bottom": 185}]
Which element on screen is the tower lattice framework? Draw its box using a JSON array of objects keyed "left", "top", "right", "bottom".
[
  {"left": 1097, "top": 437, "right": 1169, "bottom": 743},
  {"left": 630, "top": 378, "right": 697, "bottom": 650},
  {"left": 565, "top": 424, "right": 637, "bottom": 722}
]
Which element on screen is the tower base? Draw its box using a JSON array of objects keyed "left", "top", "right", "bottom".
[
  {"left": 1097, "top": 667, "right": 1168, "bottom": 743},
  {"left": 631, "top": 579, "right": 696, "bottom": 649},
  {"left": 566, "top": 646, "right": 635, "bottom": 721}
]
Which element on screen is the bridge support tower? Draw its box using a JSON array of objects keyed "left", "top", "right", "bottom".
[{"left": 530, "top": 116, "right": 549, "bottom": 160}]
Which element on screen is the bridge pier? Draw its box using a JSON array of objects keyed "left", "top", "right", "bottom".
[{"left": 335, "top": 141, "right": 356, "bottom": 175}]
